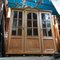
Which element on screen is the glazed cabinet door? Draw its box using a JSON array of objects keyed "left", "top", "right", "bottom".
[
  {"left": 24, "top": 11, "right": 41, "bottom": 54},
  {"left": 40, "top": 12, "right": 56, "bottom": 54},
  {"left": 8, "top": 11, "right": 24, "bottom": 54}
]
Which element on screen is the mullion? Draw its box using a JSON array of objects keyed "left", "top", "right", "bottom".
[
  {"left": 33, "top": 27, "right": 38, "bottom": 28},
  {"left": 31, "top": 13, "right": 33, "bottom": 36}
]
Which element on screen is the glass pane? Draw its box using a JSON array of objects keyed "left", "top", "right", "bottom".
[
  {"left": 47, "top": 29, "right": 52, "bottom": 36},
  {"left": 45, "top": 14, "right": 50, "bottom": 22},
  {"left": 19, "top": 12, "right": 22, "bottom": 18},
  {"left": 33, "top": 13, "right": 37, "bottom": 19},
  {"left": 18, "top": 20, "right": 22, "bottom": 28},
  {"left": 33, "top": 21, "right": 37, "bottom": 27},
  {"left": 12, "top": 19, "right": 17, "bottom": 28},
  {"left": 27, "top": 13, "right": 31, "bottom": 19},
  {"left": 14, "top": 11, "right": 17, "bottom": 18},
  {"left": 27, "top": 28, "right": 32, "bottom": 36},
  {"left": 42, "top": 22, "right": 46, "bottom": 28},
  {"left": 43, "top": 29, "right": 47, "bottom": 36},
  {"left": 47, "top": 23, "right": 51, "bottom": 27},
  {"left": 33, "top": 28, "right": 38, "bottom": 36},
  {"left": 12, "top": 30, "right": 16, "bottom": 35},
  {"left": 18, "top": 28, "right": 22, "bottom": 35},
  {"left": 27, "top": 20, "right": 32, "bottom": 27},
  {"left": 41, "top": 13, "right": 50, "bottom": 22},
  {"left": 41, "top": 13, "right": 45, "bottom": 22}
]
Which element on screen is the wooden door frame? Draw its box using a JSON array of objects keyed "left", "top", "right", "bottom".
[
  {"left": 39, "top": 12, "right": 56, "bottom": 53},
  {"left": 8, "top": 9, "right": 25, "bottom": 52},
  {"left": 24, "top": 10, "right": 42, "bottom": 53}
]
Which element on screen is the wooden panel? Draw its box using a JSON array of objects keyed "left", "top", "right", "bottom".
[
  {"left": 43, "top": 39, "right": 55, "bottom": 53},
  {"left": 57, "top": 33, "right": 60, "bottom": 51},
  {"left": 25, "top": 38, "right": 41, "bottom": 52},
  {"left": 8, "top": 37, "right": 23, "bottom": 52}
]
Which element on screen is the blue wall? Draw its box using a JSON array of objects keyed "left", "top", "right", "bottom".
[
  {"left": 8, "top": 0, "right": 58, "bottom": 15},
  {"left": 39, "top": 0, "right": 58, "bottom": 15}
]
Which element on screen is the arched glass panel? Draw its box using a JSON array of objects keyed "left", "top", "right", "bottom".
[
  {"left": 41, "top": 13, "right": 52, "bottom": 37},
  {"left": 27, "top": 13, "right": 38, "bottom": 36}
]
